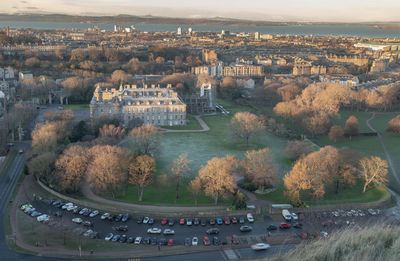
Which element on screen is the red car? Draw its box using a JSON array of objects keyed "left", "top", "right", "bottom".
[
  {"left": 231, "top": 217, "right": 238, "bottom": 224},
  {"left": 224, "top": 217, "right": 231, "bottom": 225},
  {"left": 161, "top": 217, "right": 168, "bottom": 225},
  {"left": 168, "top": 239, "right": 174, "bottom": 246},
  {"left": 179, "top": 218, "right": 185, "bottom": 225},
  {"left": 203, "top": 236, "right": 211, "bottom": 246},
  {"left": 279, "top": 222, "right": 291, "bottom": 229},
  {"left": 231, "top": 234, "right": 239, "bottom": 245}
]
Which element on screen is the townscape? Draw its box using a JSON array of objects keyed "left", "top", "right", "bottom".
[{"left": 0, "top": 2, "right": 400, "bottom": 261}]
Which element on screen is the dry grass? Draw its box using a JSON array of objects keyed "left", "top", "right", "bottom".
[{"left": 270, "top": 224, "right": 400, "bottom": 261}]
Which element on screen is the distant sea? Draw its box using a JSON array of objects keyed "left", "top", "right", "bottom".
[{"left": 0, "top": 21, "right": 400, "bottom": 38}]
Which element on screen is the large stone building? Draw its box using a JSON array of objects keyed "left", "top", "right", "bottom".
[
  {"left": 90, "top": 84, "right": 186, "bottom": 126},
  {"left": 182, "top": 83, "right": 216, "bottom": 114},
  {"left": 222, "top": 64, "right": 264, "bottom": 77}
]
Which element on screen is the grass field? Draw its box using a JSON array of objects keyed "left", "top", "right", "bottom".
[{"left": 65, "top": 104, "right": 90, "bottom": 110}]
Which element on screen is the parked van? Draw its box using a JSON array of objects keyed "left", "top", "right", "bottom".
[{"left": 282, "top": 209, "right": 292, "bottom": 221}]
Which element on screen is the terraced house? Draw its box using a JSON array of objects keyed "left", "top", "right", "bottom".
[{"left": 90, "top": 83, "right": 186, "bottom": 126}]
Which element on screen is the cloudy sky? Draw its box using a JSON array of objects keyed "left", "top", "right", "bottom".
[{"left": 4, "top": 0, "right": 400, "bottom": 22}]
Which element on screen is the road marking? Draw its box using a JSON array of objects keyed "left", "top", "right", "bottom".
[{"left": 224, "top": 249, "right": 239, "bottom": 260}]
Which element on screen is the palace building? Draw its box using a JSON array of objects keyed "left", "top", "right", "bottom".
[{"left": 90, "top": 84, "right": 186, "bottom": 126}]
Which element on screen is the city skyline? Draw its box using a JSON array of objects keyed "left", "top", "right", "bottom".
[{"left": 4, "top": 0, "right": 400, "bottom": 23}]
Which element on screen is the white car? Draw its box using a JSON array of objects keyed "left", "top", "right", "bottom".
[
  {"left": 79, "top": 208, "right": 88, "bottom": 215},
  {"left": 163, "top": 229, "right": 175, "bottom": 235},
  {"left": 72, "top": 217, "right": 83, "bottom": 224},
  {"left": 62, "top": 202, "right": 73, "bottom": 210},
  {"left": 147, "top": 228, "right": 162, "bottom": 234},
  {"left": 134, "top": 237, "right": 142, "bottom": 244},
  {"left": 105, "top": 233, "right": 113, "bottom": 241},
  {"left": 291, "top": 213, "right": 298, "bottom": 221},
  {"left": 320, "top": 231, "right": 329, "bottom": 238},
  {"left": 247, "top": 213, "right": 254, "bottom": 223},
  {"left": 192, "top": 237, "right": 198, "bottom": 246},
  {"left": 368, "top": 209, "right": 377, "bottom": 215},
  {"left": 66, "top": 204, "right": 77, "bottom": 211},
  {"left": 83, "top": 229, "right": 94, "bottom": 237},
  {"left": 37, "top": 214, "right": 50, "bottom": 222},
  {"left": 89, "top": 210, "right": 99, "bottom": 217},
  {"left": 101, "top": 213, "right": 110, "bottom": 220},
  {"left": 143, "top": 217, "right": 150, "bottom": 224},
  {"left": 251, "top": 243, "right": 271, "bottom": 251}
]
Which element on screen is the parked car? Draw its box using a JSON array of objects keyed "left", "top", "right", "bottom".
[
  {"left": 67, "top": 205, "right": 77, "bottom": 212},
  {"left": 279, "top": 222, "right": 291, "bottom": 229},
  {"left": 209, "top": 219, "right": 216, "bottom": 225},
  {"left": 201, "top": 219, "right": 207, "bottom": 226},
  {"left": 150, "top": 238, "right": 157, "bottom": 245},
  {"left": 186, "top": 218, "right": 193, "bottom": 226},
  {"left": 119, "top": 235, "right": 127, "bottom": 243},
  {"left": 114, "top": 214, "right": 123, "bottom": 222},
  {"left": 161, "top": 217, "right": 168, "bottom": 225},
  {"left": 267, "top": 224, "right": 278, "bottom": 231},
  {"left": 147, "top": 228, "right": 162, "bottom": 234},
  {"left": 134, "top": 237, "right": 142, "bottom": 244},
  {"left": 213, "top": 237, "right": 221, "bottom": 245},
  {"left": 192, "top": 237, "right": 198, "bottom": 246},
  {"left": 293, "top": 222, "right": 303, "bottom": 229},
  {"left": 194, "top": 218, "right": 200, "bottom": 225},
  {"left": 54, "top": 211, "right": 62, "bottom": 217},
  {"left": 79, "top": 208, "right": 88, "bottom": 215},
  {"left": 231, "top": 217, "right": 238, "bottom": 224},
  {"left": 83, "top": 221, "right": 93, "bottom": 227},
  {"left": 20, "top": 204, "right": 32, "bottom": 210},
  {"left": 127, "top": 236, "right": 134, "bottom": 243},
  {"left": 122, "top": 213, "right": 130, "bottom": 222},
  {"left": 89, "top": 210, "right": 99, "bottom": 218},
  {"left": 216, "top": 218, "right": 223, "bottom": 225},
  {"left": 168, "top": 219, "right": 175, "bottom": 226},
  {"left": 184, "top": 237, "right": 191, "bottom": 246},
  {"left": 62, "top": 202, "right": 73, "bottom": 210},
  {"left": 251, "top": 243, "right": 271, "bottom": 251},
  {"left": 163, "top": 229, "right": 175, "bottom": 235},
  {"left": 240, "top": 225, "right": 253, "bottom": 232},
  {"left": 206, "top": 228, "right": 220, "bottom": 235},
  {"left": 82, "top": 209, "right": 91, "bottom": 216},
  {"left": 159, "top": 238, "right": 168, "bottom": 245},
  {"left": 291, "top": 213, "right": 298, "bottom": 221},
  {"left": 83, "top": 229, "right": 96, "bottom": 238},
  {"left": 105, "top": 233, "right": 113, "bottom": 241},
  {"left": 247, "top": 213, "right": 254, "bottom": 223},
  {"left": 30, "top": 211, "right": 42, "bottom": 217},
  {"left": 168, "top": 239, "right": 174, "bottom": 246},
  {"left": 148, "top": 218, "right": 155, "bottom": 225},
  {"left": 72, "top": 207, "right": 80, "bottom": 214},
  {"left": 111, "top": 235, "right": 121, "bottom": 242},
  {"left": 282, "top": 209, "right": 292, "bottom": 222},
  {"left": 239, "top": 216, "right": 245, "bottom": 224},
  {"left": 143, "top": 237, "right": 151, "bottom": 245},
  {"left": 231, "top": 234, "right": 239, "bottom": 245},
  {"left": 101, "top": 213, "right": 110, "bottom": 220},
  {"left": 115, "top": 225, "right": 128, "bottom": 231},
  {"left": 72, "top": 217, "right": 83, "bottom": 224},
  {"left": 137, "top": 216, "right": 144, "bottom": 224},
  {"left": 37, "top": 214, "right": 50, "bottom": 223},
  {"left": 179, "top": 218, "right": 185, "bottom": 225},
  {"left": 224, "top": 217, "right": 231, "bottom": 225},
  {"left": 203, "top": 236, "right": 211, "bottom": 246},
  {"left": 143, "top": 217, "right": 150, "bottom": 224}
]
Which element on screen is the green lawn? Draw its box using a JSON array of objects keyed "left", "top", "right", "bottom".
[
  {"left": 65, "top": 104, "right": 90, "bottom": 110},
  {"left": 162, "top": 114, "right": 202, "bottom": 130}
]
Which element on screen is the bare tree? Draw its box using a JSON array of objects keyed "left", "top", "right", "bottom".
[
  {"left": 359, "top": 156, "right": 388, "bottom": 193},
  {"left": 284, "top": 140, "right": 313, "bottom": 161},
  {"left": 170, "top": 153, "right": 192, "bottom": 201},
  {"left": 129, "top": 125, "right": 162, "bottom": 156},
  {"left": 230, "top": 112, "right": 265, "bottom": 147},
  {"left": 198, "top": 155, "right": 238, "bottom": 204},
  {"left": 111, "top": 70, "right": 132, "bottom": 84},
  {"left": 128, "top": 155, "right": 156, "bottom": 201},
  {"left": 188, "top": 177, "right": 202, "bottom": 206}
]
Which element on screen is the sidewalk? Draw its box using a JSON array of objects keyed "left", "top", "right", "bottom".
[{"left": 160, "top": 114, "right": 214, "bottom": 133}]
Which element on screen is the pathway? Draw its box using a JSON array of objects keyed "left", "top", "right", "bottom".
[
  {"left": 160, "top": 114, "right": 214, "bottom": 133},
  {"left": 80, "top": 179, "right": 226, "bottom": 212}
]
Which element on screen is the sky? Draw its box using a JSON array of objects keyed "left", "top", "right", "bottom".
[{"left": 4, "top": 0, "right": 400, "bottom": 22}]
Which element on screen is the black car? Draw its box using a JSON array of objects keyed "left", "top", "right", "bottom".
[
  {"left": 184, "top": 237, "right": 191, "bottom": 246},
  {"left": 293, "top": 222, "right": 303, "bottom": 229},
  {"left": 127, "top": 236, "right": 134, "bottom": 243},
  {"left": 168, "top": 219, "right": 175, "bottom": 226},
  {"left": 267, "top": 224, "right": 278, "bottom": 231},
  {"left": 209, "top": 219, "right": 216, "bottom": 225},
  {"left": 240, "top": 225, "right": 253, "bottom": 232},
  {"left": 239, "top": 216, "right": 245, "bottom": 224},
  {"left": 148, "top": 218, "right": 155, "bottom": 225},
  {"left": 122, "top": 213, "right": 130, "bottom": 222},
  {"left": 83, "top": 221, "right": 93, "bottom": 227},
  {"left": 83, "top": 209, "right": 91, "bottom": 216},
  {"left": 201, "top": 219, "right": 207, "bottom": 226},
  {"left": 150, "top": 238, "right": 157, "bottom": 245},
  {"left": 137, "top": 217, "right": 144, "bottom": 224},
  {"left": 107, "top": 214, "right": 115, "bottom": 221},
  {"left": 213, "top": 237, "right": 221, "bottom": 246},
  {"left": 143, "top": 237, "right": 151, "bottom": 245},
  {"left": 114, "top": 214, "right": 123, "bottom": 222},
  {"left": 194, "top": 218, "right": 200, "bottom": 225},
  {"left": 72, "top": 207, "right": 80, "bottom": 214},
  {"left": 206, "top": 228, "right": 220, "bottom": 235},
  {"left": 119, "top": 235, "right": 127, "bottom": 243},
  {"left": 54, "top": 211, "right": 62, "bottom": 217},
  {"left": 159, "top": 238, "right": 168, "bottom": 245},
  {"left": 115, "top": 225, "right": 128, "bottom": 232},
  {"left": 52, "top": 200, "right": 62, "bottom": 206}
]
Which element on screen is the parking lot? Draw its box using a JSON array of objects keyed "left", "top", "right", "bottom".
[{"left": 20, "top": 198, "right": 389, "bottom": 250}]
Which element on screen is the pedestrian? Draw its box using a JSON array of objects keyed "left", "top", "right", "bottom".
[{"left": 158, "top": 245, "right": 161, "bottom": 251}]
